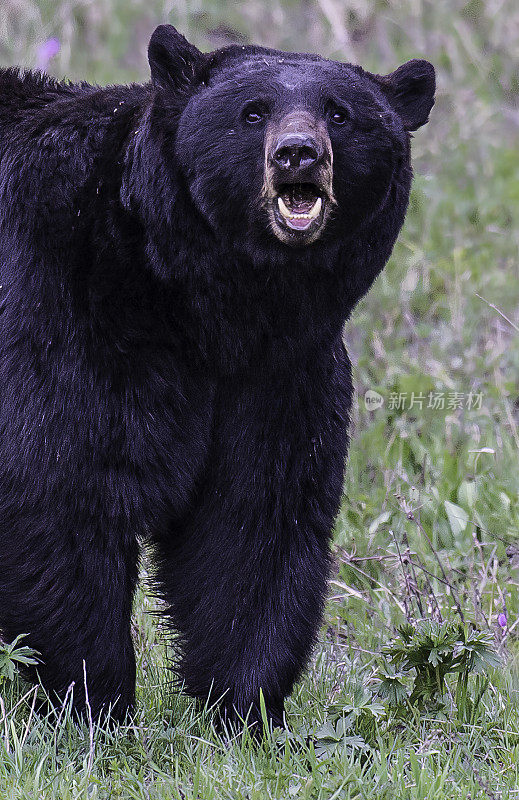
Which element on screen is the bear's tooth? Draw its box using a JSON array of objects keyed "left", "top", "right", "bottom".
[
  {"left": 278, "top": 196, "right": 293, "bottom": 219},
  {"left": 278, "top": 195, "right": 322, "bottom": 221},
  {"left": 307, "top": 197, "right": 322, "bottom": 219}
]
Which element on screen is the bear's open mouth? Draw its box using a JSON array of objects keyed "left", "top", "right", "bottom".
[{"left": 273, "top": 183, "right": 325, "bottom": 236}]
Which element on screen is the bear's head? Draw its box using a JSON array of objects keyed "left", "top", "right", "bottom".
[{"left": 136, "top": 25, "right": 434, "bottom": 265}]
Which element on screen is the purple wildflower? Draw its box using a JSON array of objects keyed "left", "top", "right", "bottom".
[
  {"left": 36, "top": 38, "right": 60, "bottom": 71},
  {"left": 497, "top": 612, "right": 507, "bottom": 629}
]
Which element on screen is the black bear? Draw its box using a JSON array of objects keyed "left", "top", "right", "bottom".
[{"left": 0, "top": 25, "right": 434, "bottom": 730}]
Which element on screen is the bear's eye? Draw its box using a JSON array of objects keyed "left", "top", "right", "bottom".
[
  {"left": 329, "top": 105, "right": 349, "bottom": 126},
  {"left": 243, "top": 103, "right": 266, "bottom": 125}
]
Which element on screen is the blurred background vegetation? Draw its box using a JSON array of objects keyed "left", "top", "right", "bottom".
[{"left": 0, "top": 2, "right": 518, "bottom": 797}]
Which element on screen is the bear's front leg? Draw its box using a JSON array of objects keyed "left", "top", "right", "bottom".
[
  {"left": 0, "top": 501, "right": 139, "bottom": 723},
  {"left": 153, "top": 339, "right": 351, "bottom": 730}
]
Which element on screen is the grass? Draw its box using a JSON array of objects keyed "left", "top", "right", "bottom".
[{"left": 0, "top": 0, "right": 518, "bottom": 797}]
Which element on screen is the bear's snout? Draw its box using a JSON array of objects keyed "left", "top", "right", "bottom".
[{"left": 263, "top": 111, "right": 333, "bottom": 246}]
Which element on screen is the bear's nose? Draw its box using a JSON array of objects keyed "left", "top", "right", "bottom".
[{"left": 273, "top": 134, "right": 320, "bottom": 170}]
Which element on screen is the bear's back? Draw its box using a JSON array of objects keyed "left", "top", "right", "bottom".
[{"left": 0, "top": 68, "right": 81, "bottom": 115}]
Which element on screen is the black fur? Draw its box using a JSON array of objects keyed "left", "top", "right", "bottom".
[{"left": 0, "top": 26, "right": 434, "bottom": 730}]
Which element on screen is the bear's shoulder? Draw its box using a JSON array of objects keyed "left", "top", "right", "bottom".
[
  {"left": 0, "top": 69, "right": 151, "bottom": 199},
  {"left": 0, "top": 70, "right": 151, "bottom": 256}
]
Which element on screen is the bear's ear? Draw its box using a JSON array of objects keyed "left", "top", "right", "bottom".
[
  {"left": 374, "top": 59, "right": 435, "bottom": 131},
  {"left": 148, "top": 24, "right": 203, "bottom": 91}
]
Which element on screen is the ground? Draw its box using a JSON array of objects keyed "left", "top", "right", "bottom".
[{"left": 0, "top": 0, "right": 518, "bottom": 798}]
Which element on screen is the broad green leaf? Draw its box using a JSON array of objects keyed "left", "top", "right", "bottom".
[{"left": 444, "top": 500, "right": 469, "bottom": 537}]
